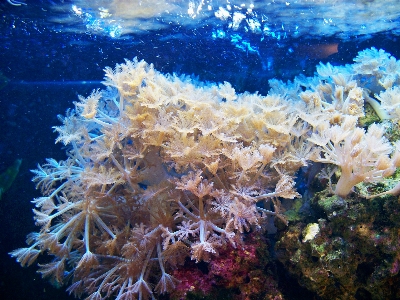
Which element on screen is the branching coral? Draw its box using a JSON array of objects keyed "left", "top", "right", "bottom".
[
  {"left": 10, "top": 58, "right": 302, "bottom": 299},
  {"left": 10, "top": 48, "right": 400, "bottom": 299}
]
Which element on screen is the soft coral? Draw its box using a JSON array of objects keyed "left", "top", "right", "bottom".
[{"left": 309, "top": 116, "right": 400, "bottom": 197}]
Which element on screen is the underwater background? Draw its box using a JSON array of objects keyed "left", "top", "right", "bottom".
[{"left": 1, "top": 1, "right": 400, "bottom": 300}]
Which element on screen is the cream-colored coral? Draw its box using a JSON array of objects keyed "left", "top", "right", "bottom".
[
  {"left": 376, "top": 86, "right": 400, "bottom": 122},
  {"left": 10, "top": 49, "right": 400, "bottom": 299},
  {"left": 309, "top": 117, "right": 397, "bottom": 197}
]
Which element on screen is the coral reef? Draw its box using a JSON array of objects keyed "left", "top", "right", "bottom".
[
  {"left": 171, "top": 232, "right": 281, "bottom": 300},
  {"left": 275, "top": 188, "right": 400, "bottom": 300},
  {"left": 9, "top": 47, "right": 400, "bottom": 299}
]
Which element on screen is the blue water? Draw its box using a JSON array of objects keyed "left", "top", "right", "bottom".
[{"left": 1, "top": 1, "right": 400, "bottom": 299}]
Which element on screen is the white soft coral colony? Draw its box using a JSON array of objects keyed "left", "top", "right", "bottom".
[{"left": 10, "top": 48, "right": 400, "bottom": 299}]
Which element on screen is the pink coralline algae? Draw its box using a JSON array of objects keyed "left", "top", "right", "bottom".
[
  {"left": 172, "top": 233, "right": 283, "bottom": 299},
  {"left": 209, "top": 238, "right": 259, "bottom": 287},
  {"left": 172, "top": 263, "right": 215, "bottom": 299}
]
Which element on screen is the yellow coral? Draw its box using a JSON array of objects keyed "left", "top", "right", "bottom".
[{"left": 302, "top": 223, "right": 320, "bottom": 243}]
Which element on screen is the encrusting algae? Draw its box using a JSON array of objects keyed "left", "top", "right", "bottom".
[{"left": 9, "top": 48, "right": 400, "bottom": 299}]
